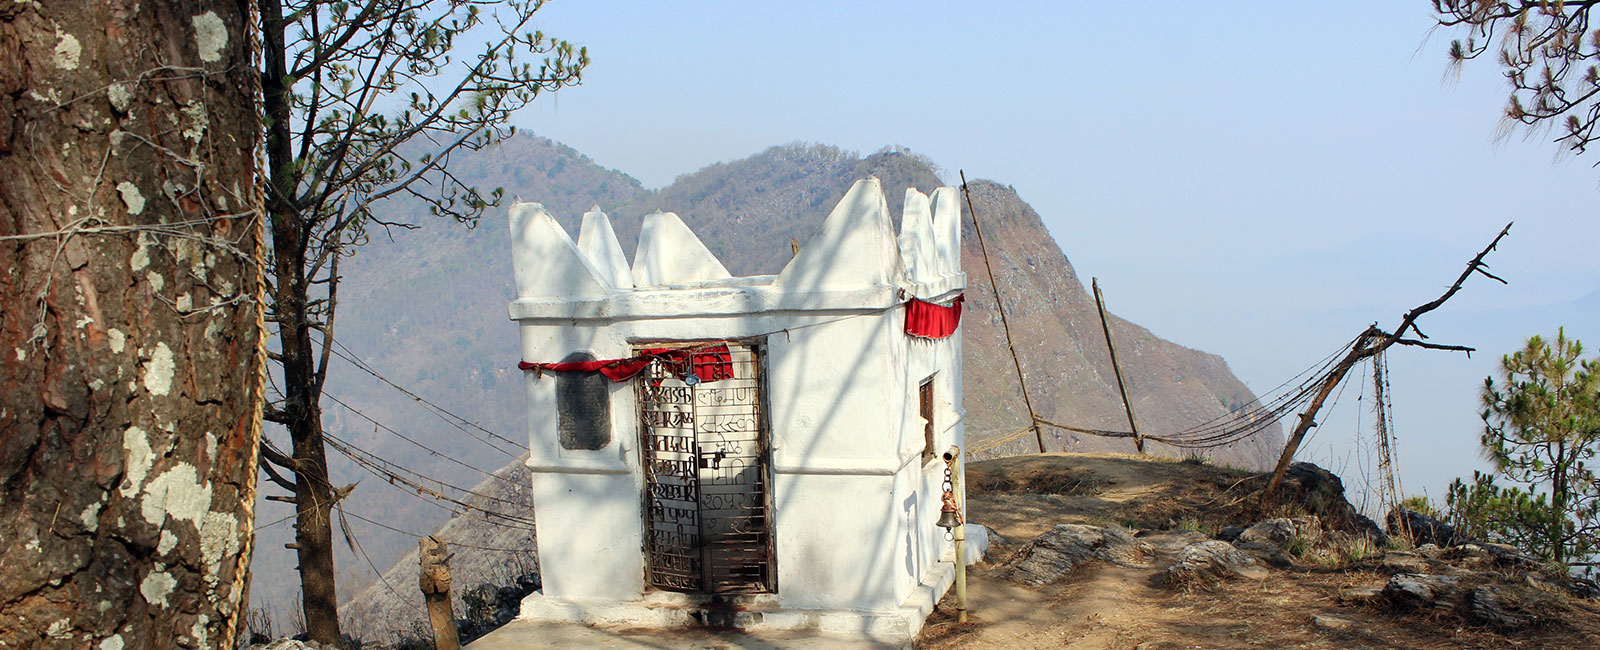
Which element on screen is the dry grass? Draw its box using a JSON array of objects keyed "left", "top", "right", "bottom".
[{"left": 1295, "top": 533, "right": 1381, "bottom": 569}]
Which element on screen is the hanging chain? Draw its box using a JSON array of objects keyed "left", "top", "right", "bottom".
[{"left": 941, "top": 462, "right": 962, "bottom": 540}]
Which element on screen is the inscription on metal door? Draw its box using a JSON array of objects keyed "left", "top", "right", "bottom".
[{"left": 638, "top": 342, "right": 773, "bottom": 594}]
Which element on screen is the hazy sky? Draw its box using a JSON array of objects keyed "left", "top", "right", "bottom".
[{"left": 513, "top": 1, "right": 1597, "bottom": 507}]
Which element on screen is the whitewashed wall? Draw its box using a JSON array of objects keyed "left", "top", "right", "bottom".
[{"left": 506, "top": 179, "right": 967, "bottom": 635}]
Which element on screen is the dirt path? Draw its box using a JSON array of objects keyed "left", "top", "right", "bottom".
[{"left": 915, "top": 453, "right": 1600, "bottom": 650}]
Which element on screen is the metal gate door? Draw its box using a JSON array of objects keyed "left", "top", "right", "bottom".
[{"left": 638, "top": 342, "right": 773, "bottom": 594}]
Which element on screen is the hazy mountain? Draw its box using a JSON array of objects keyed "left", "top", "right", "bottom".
[{"left": 244, "top": 136, "right": 1282, "bottom": 638}]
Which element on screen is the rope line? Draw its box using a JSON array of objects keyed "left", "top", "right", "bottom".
[
  {"left": 323, "top": 335, "right": 527, "bottom": 456},
  {"left": 1297, "top": 354, "right": 1358, "bottom": 457},
  {"left": 1029, "top": 331, "right": 1368, "bottom": 450},
  {"left": 319, "top": 428, "right": 536, "bottom": 527},
  {"left": 1373, "top": 350, "right": 1402, "bottom": 510},
  {"left": 337, "top": 505, "right": 428, "bottom": 615},
  {"left": 966, "top": 425, "right": 1044, "bottom": 457},
  {"left": 339, "top": 509, "right": 537, "bottom": 554},
  {"left": 323, "top": 391, "right": 523, "bottom": 489}
]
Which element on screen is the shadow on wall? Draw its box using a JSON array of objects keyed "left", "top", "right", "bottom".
[{"left": 504, "top": 177, "right": 966, "bottom": 635}]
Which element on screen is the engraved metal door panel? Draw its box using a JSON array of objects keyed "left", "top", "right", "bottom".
[
  {"left": 639, "top": 376, "right": 700, "bottom": 592},
  {"left": 638, "top": 342, "right": 773, "bottom": 594}
]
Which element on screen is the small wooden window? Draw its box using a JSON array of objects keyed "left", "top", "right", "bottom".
[{"left": 920, "top": 377, "right": 935, "bottom": 462}]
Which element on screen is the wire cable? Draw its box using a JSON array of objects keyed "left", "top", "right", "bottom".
[
  {"left": 339, "top": 509, "right": 537, "bottom": 553},
  {"left": 323, "top": 391, "right": 523, "bottom": 489},
  {"left": 323, "top": 335, "right": 527, "bottom": 456}
]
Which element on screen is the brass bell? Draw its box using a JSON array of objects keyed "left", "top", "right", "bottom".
[{"left": 935, "top": 503, "right": 961, "bottom": 530}]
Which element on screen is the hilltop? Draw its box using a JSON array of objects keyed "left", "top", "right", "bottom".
[
  {"left": 917, "top": 454, "right": 1600, "bottom": 649},
  {"left": 337, "top": 453, "right": 1600, "bottom": 648},
  {"left": 243, "top": 135, "right": 1284, "bottom": 632}
]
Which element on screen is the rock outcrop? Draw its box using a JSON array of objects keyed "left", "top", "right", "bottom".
[
  {"left": 1260, "top": 463, "right": 1385, "bottom": 542},
  {"left": 1005, "top": 524, "right": 1150, "bottom": 585},
  {"left": 1376, "top": 572, "right": 1563, "bottom": 631},
  {"left": 1236, "top": 517, "right": 1312, "bottom": 549},
  {"left": 1164, "top": 540, "right": 1268, "bottom": 587},
  {"left": 1386, "top": 507, "right": 1465, "bottom": 547}
]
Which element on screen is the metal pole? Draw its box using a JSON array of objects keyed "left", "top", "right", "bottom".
[
  {"left": 944, "top": 445, "right": 968, "bottom": 624},
  {"left": 1092, "top": 278, "right": 1144, "bottom": 454}
]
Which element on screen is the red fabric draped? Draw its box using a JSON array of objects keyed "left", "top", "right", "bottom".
[
  {"left": 905, "top": 294, "right": 964, "bottom": 339},
  {"left": 520, "top": 295, "right": 965, "bottom": 377},
  {"left": 518, "top": 344, "right": 733, "bottom": 383}
]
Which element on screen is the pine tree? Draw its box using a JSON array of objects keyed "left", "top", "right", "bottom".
[
  {"left": 253, "top": 1, "right": 586, "bottom": 642},
  {"left": 1448, "top": 329, "right": 1600, "bottom": 570},
  {"left": 1433, "top": 1, "right": 1600, "bottom": 167}
]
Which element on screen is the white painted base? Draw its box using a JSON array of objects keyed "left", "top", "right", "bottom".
[{"left": 516, "top": 561, "right": 956, "bottom": 644}]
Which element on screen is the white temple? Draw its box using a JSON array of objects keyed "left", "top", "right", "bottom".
[{"left": 504, "top": 178, "right": 976, "bottom": 642}]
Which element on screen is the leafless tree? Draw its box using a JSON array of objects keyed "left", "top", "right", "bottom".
[{"left": 253, "top": 0, "right": 586, "bottom": 642}]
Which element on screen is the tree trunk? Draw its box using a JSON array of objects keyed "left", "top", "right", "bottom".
[
  {"left": 0, "top": 1, "right": 265, "bottom": 649},
  {"left": 258, "top": 0, "right": 343, "bottom": 642},
  {"left": 1260, "top": 329, "right": 1380, "bottom": 507},
  {"left": 1553, "top": 439, "right": 1568, "bottom": 565},
  {"left": 285, "top": 369, "right": 341, "bottom": 645}
]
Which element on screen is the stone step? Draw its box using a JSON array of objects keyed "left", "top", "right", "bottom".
[{"left": 464, "top": 619, "right": 910, "bottom": 650}]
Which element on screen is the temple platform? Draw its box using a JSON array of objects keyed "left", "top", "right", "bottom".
[
  {"left": 463, "top": 619, "right": 909, "bottom": 650},
  {"left": 485, "top": 526, "right": 986, "bottom": 648}
]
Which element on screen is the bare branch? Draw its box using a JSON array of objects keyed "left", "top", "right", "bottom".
[
  {"left": 262, "top": 404, "right": 292, "bottom": 425},
  {"left": 1392, "top": 337, "right": 1476, "bottom": 355},
  {"left": 1262, "top": 222, "right": 1514, "bottom": 505},
  {"left": 311, "top": 248, "right": 339, "bottom": 400},
  {"left": 1377, "top": 222, "right": 1513, "bottom": 352},
  {"left": 259, "top": 439, "right": 298, "bottom": 472},
  {"left": 1474, "top": 265, "right": 1508, "bottom": 284},
  {"left": 259, "top": 449, "right": 299, "bottom": 493}
]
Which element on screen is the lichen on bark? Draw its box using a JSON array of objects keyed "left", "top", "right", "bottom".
[{"left": 0, "top": 2, "right": 266, "bottom": 648}]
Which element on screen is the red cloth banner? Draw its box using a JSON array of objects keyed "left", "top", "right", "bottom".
[
  {"left": 905, "top": 294, "right": 964, "bottom": 339},
  {"left": 520, "top": 294, "right": 964, "bottom": 378},
  {"left": 519, "top": 344, "right": 733, "bottom": 383},
  {"left": 681, "top": 346, "right": 735, "bottom": 382}
]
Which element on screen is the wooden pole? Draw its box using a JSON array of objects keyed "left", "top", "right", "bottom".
[
  {"left": 1092, "top": 278, "right": 1144, "bottom": 454},
  {"left": 1259, "top": 222, "right": 1512, "bottom": 507},
  {"left": 419, "top": 536, "right": 461, "bottom": 650},
  {"left": 960, "top": 171, "right": 1046, "bottom": 453},
  {"left": 1259, "top": 329, "right": 1378, "bottom": 507}
]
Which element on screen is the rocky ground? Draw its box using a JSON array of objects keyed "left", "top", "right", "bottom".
[
  {"left": 917, "top": 453, "right": 1600, "bottom": 649},
  {"left": 252, "top": 452, "right": 1599, "bottom": 649}
]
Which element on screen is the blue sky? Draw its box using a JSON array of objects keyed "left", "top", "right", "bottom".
[{"left": 513, "top": 1, "right": 1597, "bottom": 508}]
